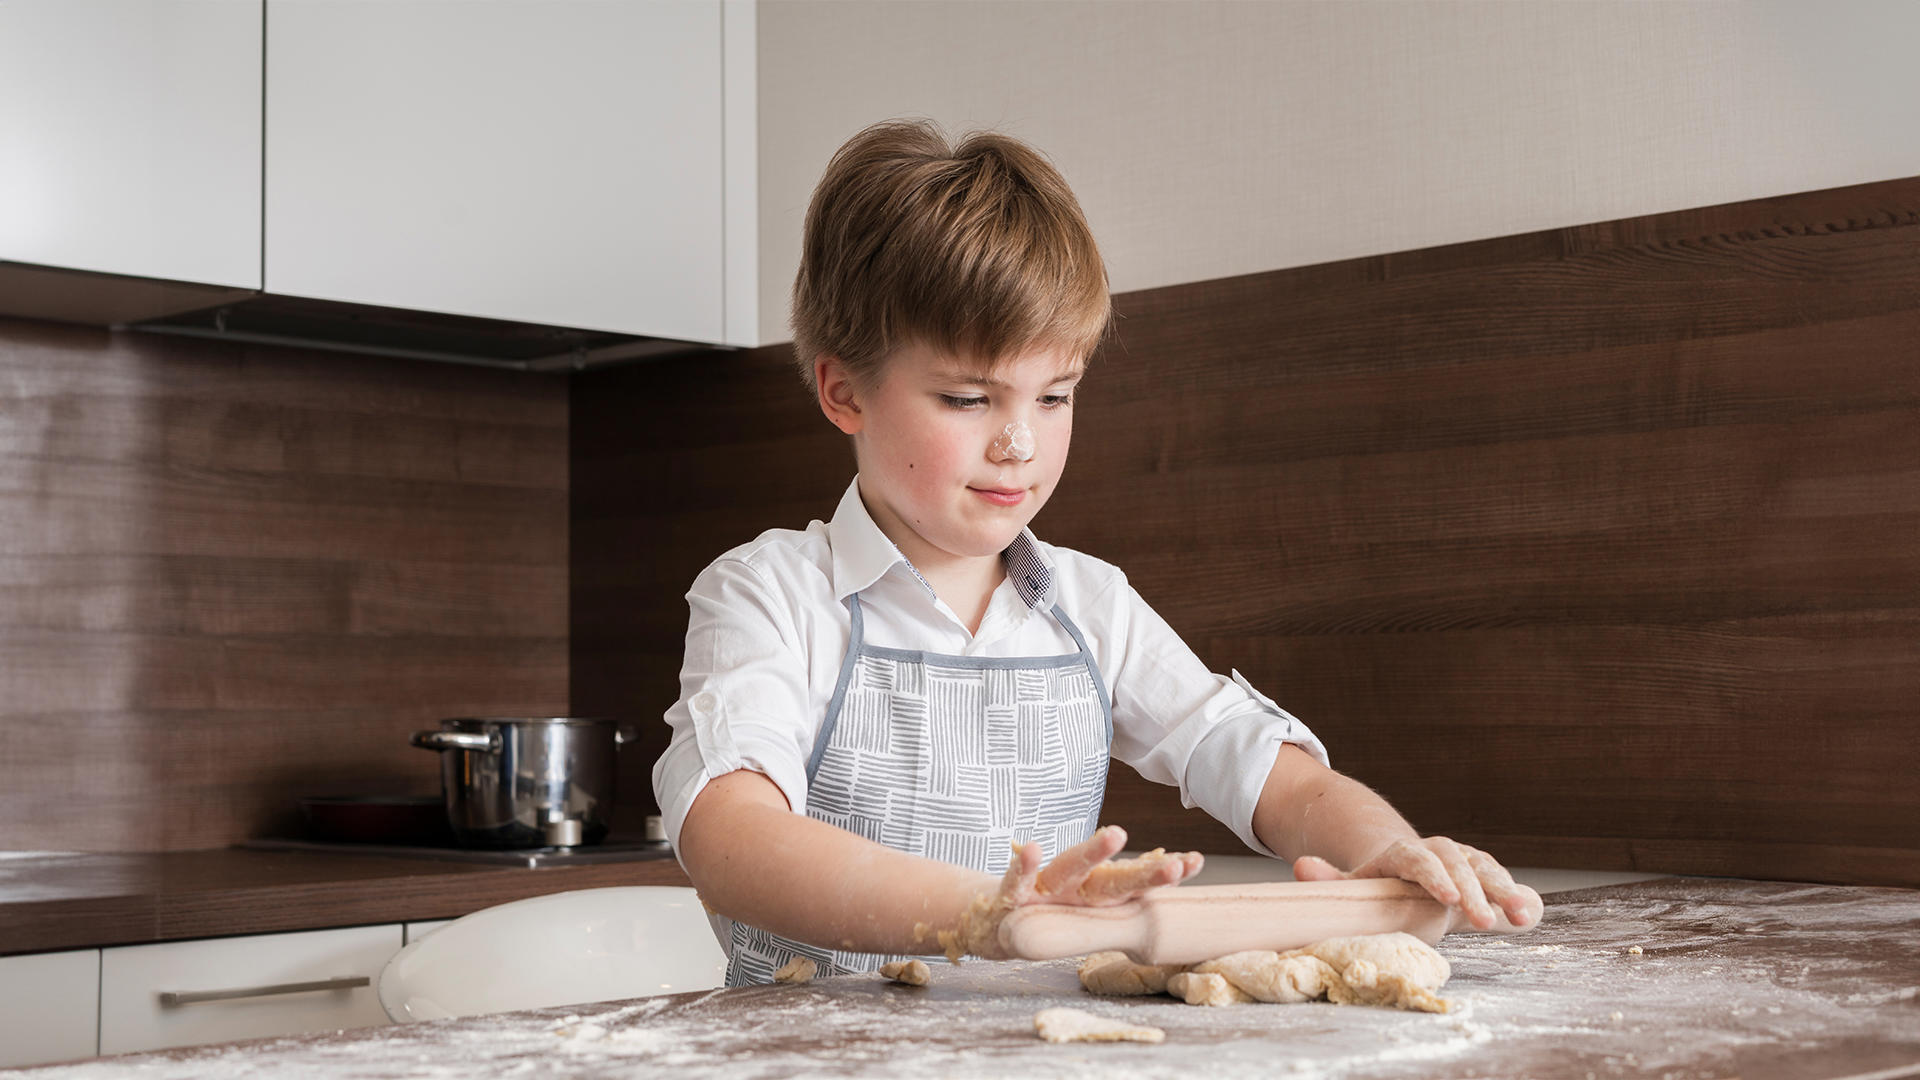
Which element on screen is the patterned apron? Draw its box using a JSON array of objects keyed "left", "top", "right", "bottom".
[{"left": 724, "top": 589, "right": 1114, "bottom": 985}]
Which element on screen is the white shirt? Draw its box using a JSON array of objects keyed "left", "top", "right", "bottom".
[{"left": 652, "top": 478, "right": 1329, "bottom": 859}]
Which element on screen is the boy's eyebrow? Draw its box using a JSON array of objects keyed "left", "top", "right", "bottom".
[{"left": 931, "top": 366, "right": 1085, "bottom": 389}]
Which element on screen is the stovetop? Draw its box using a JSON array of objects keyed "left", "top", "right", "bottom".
[{"left": 238, "top": 836, "right": 676, "bottom": 868}]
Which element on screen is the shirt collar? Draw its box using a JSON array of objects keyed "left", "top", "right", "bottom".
[{"left": 827, "top": 478, "right": 1057, "bottom": 610}]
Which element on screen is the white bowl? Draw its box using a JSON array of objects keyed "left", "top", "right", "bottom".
[{"left": 378, "top": 886, "right": 727, "bottom": 1021}]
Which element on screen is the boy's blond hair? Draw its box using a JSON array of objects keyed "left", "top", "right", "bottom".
[{"left": 790, "top": 118, "right": 1112, "bottom": 395}]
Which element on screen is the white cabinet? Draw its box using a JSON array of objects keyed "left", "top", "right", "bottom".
[
  {"left": 266, "top": 0, "right": 734, "bottom": 343},
  {"left": 0, "top": 0, "right": 262, "bottom": 288},
  {"left": 99, "top": 924, "right": 400, "bottom": 1056},
  {"left": 0, "top": 949, "right": 99, "bottom": 1068}
]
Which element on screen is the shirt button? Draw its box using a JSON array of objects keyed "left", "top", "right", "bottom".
[{"left": 690, "top": 691, "right": 719, "bottom": 715}]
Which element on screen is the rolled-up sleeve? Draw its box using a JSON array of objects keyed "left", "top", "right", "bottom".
[
  {"left": 1097, "top": 575, "right": 1328, "bottom": 857},
  {"left": 652, "top": 555, "right": 818, "bottom": 856}
]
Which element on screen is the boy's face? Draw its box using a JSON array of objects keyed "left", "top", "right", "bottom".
[{"left": 827, "top": 339, "right": 1083, "bottom": 574}]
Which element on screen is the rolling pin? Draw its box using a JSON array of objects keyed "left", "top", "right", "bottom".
[{"left": 999, "top": 878, "right": 1481, "bottom": 965}]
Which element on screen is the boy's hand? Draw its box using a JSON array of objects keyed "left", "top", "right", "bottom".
[
  {"left": 1019, "top": 824, "right": 1204, "bottom": 907},
  {"left": 1292, "top": 837, "right": 1543, "bottom": 932},
  {"left": 939, "top": 825, "right": 1203, "bottom": 961}
]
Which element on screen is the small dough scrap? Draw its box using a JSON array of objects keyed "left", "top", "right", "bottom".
[
  {"left": 1078, "top": 950, "right": 1190, "bottom": 995},
  {"left": 1033, "top": 1006, "right": 1166, "bottom": 1044},
  {"left": 1166, "top": 971, "right": 1255, "bottom": 1007},
  {"left": 879, "top": 959, "right": 931, "bottom": 986},
  {"left": 1191, "top": 950, "right": 1336, "bottom": 1004},
  {"left": 772, "top": 955, "right": 817, "bottom": 984},
  {"left": 552, "top": 1021, "right": 607, "bottom": 1041}
]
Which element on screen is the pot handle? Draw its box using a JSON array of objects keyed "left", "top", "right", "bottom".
[
  {"left": 615, "top": 725, "right": 640, "bottom": 748},
  {"left": 410, "top": 730, "right": 499, "bottom": 754}
]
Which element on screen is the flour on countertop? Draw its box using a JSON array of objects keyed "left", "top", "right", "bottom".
[{"left": 6, "top": 881, "right": 1918, "bottom": 1080}]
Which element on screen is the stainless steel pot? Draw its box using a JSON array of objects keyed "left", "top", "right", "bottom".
[{"left": 409, "top": 717, "right": 634, "bottom": 849}]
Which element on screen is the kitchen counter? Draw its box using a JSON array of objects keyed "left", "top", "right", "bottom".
[
  {"left": 10, "top": 878, "right": 1917, "bottom": 1079},
  {"left": 0, "top": 847, "right": 691, "bottom": 956}
]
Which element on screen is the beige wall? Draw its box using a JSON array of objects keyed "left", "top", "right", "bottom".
[{"left": 755, "top": 0, "right": 1920, "bottom": 347}]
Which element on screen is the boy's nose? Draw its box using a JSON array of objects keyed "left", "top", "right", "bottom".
[{"left": 991, "top": 420, "right": 1035, "bottom": 462}]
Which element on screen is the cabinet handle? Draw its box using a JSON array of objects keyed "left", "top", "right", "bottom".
[{"left": 158, "top": 975, "right": 371, "bottom": 1007}]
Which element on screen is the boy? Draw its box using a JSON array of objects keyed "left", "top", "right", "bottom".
[{"left": 655, "top": 119, "right": 1541, "bottom": 986}]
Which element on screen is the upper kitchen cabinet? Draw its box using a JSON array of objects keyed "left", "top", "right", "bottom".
[
  {"left": 266, "top": 0, "right": 754, "bottom": 347},
  {"left": 0, "top": 0, "right": 263, "bottom": 288}
]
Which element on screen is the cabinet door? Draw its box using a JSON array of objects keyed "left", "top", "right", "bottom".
[
  {"left": 100, "top": 923, "right": 400, "bottom": 1055},
  {"left": 0, "top": 0, "right": 262, "bottom": 287},
  {"left": 0, "top": 949, "right": 99, "bottom": 1068},
  {"left": 266, "top": 0, "right": 726, "bottom": 342}
]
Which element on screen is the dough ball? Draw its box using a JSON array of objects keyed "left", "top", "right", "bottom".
[
  {"left": 1078, "top": 951, "right": 1190, "bottom": 996},
  {"left": 1166, "top": 971, "right": 1255, "bottom": 1007},
  {"left": 1033, "top": 1006, "right": 1165, "bottom": 1044},
  {"left": 879, "top": 959, "right": 931, "bottom": 986},
  {"left": 772, "top": 955, "right": 817, "bottom": 984}
]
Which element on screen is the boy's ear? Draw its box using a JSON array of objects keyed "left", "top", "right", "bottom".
[{"left": 816, "top": 354, "right": 864, "bottom": 435}]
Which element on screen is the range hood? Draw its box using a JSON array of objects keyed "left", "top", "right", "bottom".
[{"left": 0, "top": 260, "right": 727, "bottom": 372}]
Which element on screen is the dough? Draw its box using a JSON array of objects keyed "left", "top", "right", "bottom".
[
  {"left": 772, "top": 956, "right": 817, "bottom": 984},
  {"left": 879, "top": 959, "right": 931, "bottom": 986},
  {"left": 1081, "top": 931, "right": 1452, "bottom": 1014},
  {"left": 1299, "top": 934, "right": 1450, "bottom": 1013},
  {"left": 1078, "top": 951, "right": 1189, "bottom": 995},
  {"left": 1166, "top": 971, "right": 1254, "bottom": 1007},
  {"left": 1033, "top": 1006, "right": 1166, "bottom": 1044},
  {"left": 1191, "top": 951, "right": 1335, "bottom": 1004}
]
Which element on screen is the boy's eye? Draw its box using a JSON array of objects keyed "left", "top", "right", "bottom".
[
  {"left": 1041, "top": 394, "right": 1073, "bottom": 408},
  {"left": 939, "top": 394, "right": 987, "bottom": 409}
]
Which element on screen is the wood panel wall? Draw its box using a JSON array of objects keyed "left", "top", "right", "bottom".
[
  {"left": 0, "top": 320, "right": 568, "bottom": 852},
  {"left": 575, "top": 175, "right": 1920, "bottom": 888}
]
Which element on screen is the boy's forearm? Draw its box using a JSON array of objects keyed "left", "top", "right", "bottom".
[
  {"left": 1251, "top": 745, "right": 1421, "bottom": 870},
  {"left": 678, "top": 771, "right": 997, "bottom": 957}
]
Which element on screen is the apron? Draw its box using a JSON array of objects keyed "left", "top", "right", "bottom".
[{"left": 723, "top": 588, "right": 1114, "bottom": 986}]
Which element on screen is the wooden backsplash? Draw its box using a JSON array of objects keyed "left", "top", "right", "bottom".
[
  {"left": 576, "top": 175, "right": 1920, "bottom": 888},
  {"left": 4, "top": 173, "right": 1914, "bottom": 880},
  {"left": 0, "top": 322, "right": 568, "bottom": 851}
]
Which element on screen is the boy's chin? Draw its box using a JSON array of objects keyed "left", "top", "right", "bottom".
[{"left": 976, "top": 524, "right": 1037, "bottom": 556}]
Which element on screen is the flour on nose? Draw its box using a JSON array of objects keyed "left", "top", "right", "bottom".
[{"left": 994, "top": 420, "right": 1035, "bottom": 462}]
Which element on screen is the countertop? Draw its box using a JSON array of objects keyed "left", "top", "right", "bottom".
[
  {"left": 0, "top": 847, "right": 1647, "bottom": 957},
  {"left": 11, "top": 877, "right": 1918, "bottom": 1080},
  {"left": 0, "top": 847, "right": 692, "bottom": 956}
]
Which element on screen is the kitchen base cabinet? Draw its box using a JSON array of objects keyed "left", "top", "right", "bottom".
[
  {"left": 99, "top": 924, "right": 400, "bottom": 1055},
  {"left": 0, "top": 949, "right": 99, "bottom": 1067}
]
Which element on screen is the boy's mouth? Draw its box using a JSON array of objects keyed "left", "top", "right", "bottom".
[{"left": 970, "top": 485, "right": 1026, "bottom": 507}]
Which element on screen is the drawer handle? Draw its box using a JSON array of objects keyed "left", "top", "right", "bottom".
[{"left": 158, "top": 975, "right": 371, "bottom": 1007}]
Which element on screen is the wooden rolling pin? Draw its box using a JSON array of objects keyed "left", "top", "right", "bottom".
[{"left": 999, "top": 878, "right": 1483, "bottom": 965}]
